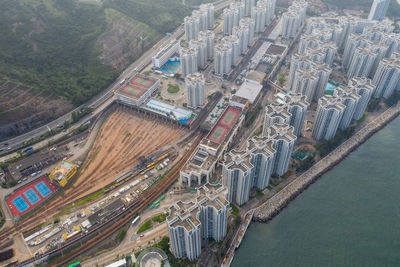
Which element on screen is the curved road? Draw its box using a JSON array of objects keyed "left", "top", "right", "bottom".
[{"left": 0, "top": 0, "right": 232, "bottom": 161}]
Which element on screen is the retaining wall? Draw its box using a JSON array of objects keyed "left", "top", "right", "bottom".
[{"left": 254, "top": 103, "right": 400, "bottom": 222}]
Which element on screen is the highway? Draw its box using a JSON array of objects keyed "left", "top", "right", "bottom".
[{"left": 0, "top": 0, "right": 232, "bottom": 158}]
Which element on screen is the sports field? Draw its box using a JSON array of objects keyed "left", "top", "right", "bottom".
[
  {"left": 207, "top": 107, "right": 241, "bottom": 144},
  {"left": 6, "top": 176, "right": 58, "bottom": 217},
  {"left": 120, "top": 85, "right": 145, "bottom": 98},
  {"left": 161, "top": 60, "right": 181, "bottom": 74},
  {"left": 220, "top": 107, "right": 240, "bottom": 128},
  {"left": 131, "top": 76, "right": 154, "bottom": 87},
  {"left": 208, "top": 126, "right": 228, "bottom": 144}
]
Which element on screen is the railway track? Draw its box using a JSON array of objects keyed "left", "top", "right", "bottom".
[{"left": 17, "top": 133, "right": 204, "bottom": 267}]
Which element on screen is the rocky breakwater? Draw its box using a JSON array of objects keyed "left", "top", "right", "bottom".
[{"left": 254, "top": 103, "right": 400, "bottom": 222}]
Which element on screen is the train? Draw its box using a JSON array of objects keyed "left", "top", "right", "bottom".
[{"left": 131, "top": 216, "right": 140, "bottom": 225}]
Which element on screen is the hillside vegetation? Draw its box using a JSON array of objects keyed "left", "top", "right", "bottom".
[
  {"left": 0, "top": 0, "right": 209, "bottom": 135},
  {"left": 322, "top": 0, "right": 400, "bottom": 17}
]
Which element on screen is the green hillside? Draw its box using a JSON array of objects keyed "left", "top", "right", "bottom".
[
  {"left": 322, "top": 0, "right": 400, "bottom": 17},
  {"left": 0, "top": 0, "right": 205, "bottom": 106}
]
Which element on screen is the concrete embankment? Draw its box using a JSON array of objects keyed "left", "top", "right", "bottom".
[{"left": 254, "top": 104, "right": 400, "bottom": 222}]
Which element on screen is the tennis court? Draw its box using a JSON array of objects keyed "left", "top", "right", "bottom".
[
  {"left": 6, "top": 176, "right": 59, "bottom": 217},
  {"left": 24, "top": 189, "right": 40, "bottom": 205},
  {"left": 208, "top": 126, "right": 228, "bottom": 144},
  {"left": 35, "top": 182, "right": 52, "bottom": 198},
  {"left": 220, "top": 108, "right": 240, "bottom": 128},
  {"left": 120, "top": 85, "right": 145, "bottom": 98},
  {"left": 12, "top": 196, "right": 30, "bottom": 213},
  {"left": 131, "top": 76, "right": 154, "bottom": 87}
]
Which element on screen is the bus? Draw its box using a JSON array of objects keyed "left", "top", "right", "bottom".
[
  {"left": 155, "top": 203, "right": 160, "bottom": 207},
  {"left": 160, "top": 195, "right": 165, "bottom": 200},
  {"left": 69, "top": 262, "right": 81, "bottom": 267},
  {"left": 155, "top": 200, "right": 160, "bottom": 205},
  {"left": 149, "top": 205, "right": 154, "bottom": 209},
  {"left": 190, "top": 190, "right": 196, "bottom": 193},
  {"left": 132, "top": 216, "right": 140, "bottom": 225},
  {"left": 214, "top": 180, "right": 218, "bottom": 184}
]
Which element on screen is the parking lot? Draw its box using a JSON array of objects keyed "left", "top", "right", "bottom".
[{"left": 8, "top": 145, "right": 69, "bottom": 181}]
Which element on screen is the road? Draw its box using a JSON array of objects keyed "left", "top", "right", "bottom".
[{"left": 0, "top": 0, "right": 232, "bottom": 157}]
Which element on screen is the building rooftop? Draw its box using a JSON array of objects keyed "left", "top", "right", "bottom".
[
  {"left": 239, "top": 17, "right": 255, "bottom": 25},
  {"left": 247, "top": 136, "right": 276, "bottom": 158},
  {"left": 184, "top": 15, "right": 200, "bottom": 24},
  {"left": 196, "top": 183, "right": 229, "bottom": 211},
  {"left": 265, "top": 102, "right": 291, "bottom": 121},
  {"left": 181, "top": 146, "right": 216, "bottom": 175},
  {"left": 296, "top": 68, "right": 318, "bottom": 81},
  {"left": 222, "top": 35, "right": 240, "bottom": 44},
  {"left": 215, "top": 43, "right": 232, "bottom": 53},
  {"left": 230, "top": 95, "right": 249, "bottom": 105},
  {"left": 348, "top": 77, "right": 374, "bottom": 91},
  {"left": 167, "top": 200, "right": 201, "bottom": 232},
  {"left": 199, "top": 30, "right": 215, "bottom": 39},
  {"left": 116, "top": 74, "right": 158, "bottom": 100},
  {"left": 319, "top": 95, "right": 346, "bottom": 111},
  {"left": 267, "top": 123, "right": 296, "bottom": 143},
  {"left": 145, "top": 99, "right": 193, "bottom": 121},
  {"left": 180, "top": 47, "right": 197, "bottom": 57},
  {"left": 235, "top": 79, "right": 262, "bottom": 104},
  {"left": 189, "top": 39, "right": 206, "bottom": 48},
  {"left": 224, "top": 150, "right": 253, "bottom": 173},
  {"left": 335, "top": 86, "right": 361, "bottom": 102},
  {"left": 246, "top": 70, "right": 266, "bottom": 84},
  {"left": 186, "top": 72, "right": 205, "bottom": 84},
  {"left": 280, "top": 92, "right": 309, "bottom": 109},
  {"left": 153, "top": 40, "right": 179, "bottom": 61}
]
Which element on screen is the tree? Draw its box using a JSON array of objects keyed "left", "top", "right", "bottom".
[{"left": 278, "top": 73, "right": 286, "bottom": 87}]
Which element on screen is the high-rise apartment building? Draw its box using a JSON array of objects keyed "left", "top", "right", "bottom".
[
  {"left": 368, "top": 0, "right": 390, "bottom": 21},
  {"left": 184, "top": 16, "right": 200, "bottom": 41},
  {"left": 180, "top": 47, "right": 198, "bottom": 77},
  {"left": 185, "top": 72, "right": 205, "bottom": 108},
  {"left": 312, "top": 95, "right": 346, "bottom": 140},
  {"left": 266, "top": 124, "right": 297, "bottom": 176},
  {"left": 373, "top": 52, "right": 400, "bottom": 98}
]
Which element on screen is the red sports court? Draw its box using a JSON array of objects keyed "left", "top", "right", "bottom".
[
  {"left": 6, "top": 176, "right": 58, "bottom": 217},
  {"left": 207, "top": 107, "right": 241, "bottom": 144},
  {"left": 118, "top": 75, "right": 156, "bottom": 100}
]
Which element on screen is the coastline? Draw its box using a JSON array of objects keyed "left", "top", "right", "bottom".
[{"left": 252, "top": 102, "right": 400, "bottom": 223}]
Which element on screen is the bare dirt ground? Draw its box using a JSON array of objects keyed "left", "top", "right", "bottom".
[
  {"left": 76, "top": 109, "right": 188, "bottom": 195},
  {"left": 0, "top": 109, "right": 189, "bottom": 254}
]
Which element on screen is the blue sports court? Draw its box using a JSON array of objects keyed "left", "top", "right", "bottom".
[
  {"left": 12, "top": 196, "right": 30, "bottom": 213},
  {"left": 35, "top": 182, "right": 52, "bottom": 198},
  {"left": 23, "top": 189, "right": 40, "bottom": 205}
]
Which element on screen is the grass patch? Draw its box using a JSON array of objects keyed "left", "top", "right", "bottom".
[
  {"left": 119, "top": 229, "right": 127, "bottom": 242},
  {"left": 75, "top": 189, "right": 105, "bottom": 206},
  {"left": 167, "top": 84, "right": 180, "bottom": 94},
  {"left": 251, "top": 125, "right": 263, "bottom": 137},
  {"left": 137, "top": 220, "right": 152, "bottom": 234},
  {"left": 122, "top": 132, "right": 131, "bottom": 143},
  {"left": 357, "top": 113, "right": 368, "bottom": 123},
  {"left": 230, "top": 203, "right": 239, "bottom": 216},
  {"left": 84, "top": 149, "right": 99, "bottom": 171},
  {"left": 152, "top": 213, "right": 168, "bottom": 223}
]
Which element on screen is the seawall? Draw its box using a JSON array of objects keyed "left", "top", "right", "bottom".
[{"left": 254, "top": 103, "right": 400, "bottom": 222}]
